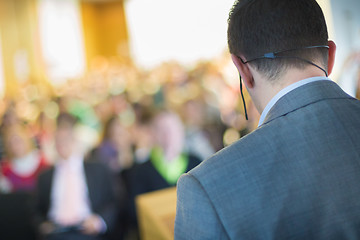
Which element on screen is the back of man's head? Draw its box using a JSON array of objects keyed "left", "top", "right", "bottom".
[{"left": 228, "top": 0, "right": 329, "bottom": 81}]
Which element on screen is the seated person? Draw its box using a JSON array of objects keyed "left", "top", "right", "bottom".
[
  {"left": 0, "top": 124, "right": 48, "bottom": 193},
  {"left": 35, "top": 113, "right": 118, "bottom": 240},
  {"left": 126, "top": 109, "right": 201, "bottom": 236},
  {"left": 88, "top": 114, "right": 133, "bottom": 174}
]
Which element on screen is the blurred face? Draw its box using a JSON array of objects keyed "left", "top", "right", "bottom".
[
  {"left": 152, "top": 113, "right": 185, "bottom": 159},
  {"left": 3, "top": 110, "right": 18, "bottom": 127},
  {"left": 183, "top": 100, "right": 204, "bottom": 126},
  {"left": 55, "top": 128, "right": 75, "bottom": 160},
  {"left": 6, "top": 132, "right": 29, "bottom": 159}
]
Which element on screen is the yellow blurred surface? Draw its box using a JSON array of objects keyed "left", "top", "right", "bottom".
[{"left": 136, "top": 187, "right": 177, "bottom": 240}]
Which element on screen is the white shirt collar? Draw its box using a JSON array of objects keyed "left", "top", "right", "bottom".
[
  {"left": 57, "top": 153, "right": 84, "bottom": 171},
  {"left": 11, "top": 150, "right": 40, "bottom": 176},
  {"left": 258, "top": 76, "right": 332, "bottom": 126}
]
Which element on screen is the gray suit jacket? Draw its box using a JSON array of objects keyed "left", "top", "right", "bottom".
[{"left": 175, "top": 80, "right": 360, "bottom": 240}]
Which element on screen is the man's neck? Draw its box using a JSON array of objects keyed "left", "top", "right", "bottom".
[{"left": 255, "top": 66, "right": 327, "bottom": 114}]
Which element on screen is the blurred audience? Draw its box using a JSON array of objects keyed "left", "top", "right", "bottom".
[
  {"left": 0, "top": 54, "right": 261, "bottom": 240},
  {"left": 181, "top": 98, "right": 215, "bottom": 161},
  {"left": 35, "top": 113, "right": 119, "bottom": 240},
  {"left": 338, "top": 52, "right": 360, "bottom": 98},
  {"left": 130, "top": 102, "right": 157, "bottom": 165}
]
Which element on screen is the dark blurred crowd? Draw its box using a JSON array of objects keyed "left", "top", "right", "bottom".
[{"left": 0, "top": 55, "right": 259, "bottom": 240}]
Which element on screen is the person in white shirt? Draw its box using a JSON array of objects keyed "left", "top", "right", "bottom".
[{"left": 36, "top": 113, "right": 119, "bottom": 240}]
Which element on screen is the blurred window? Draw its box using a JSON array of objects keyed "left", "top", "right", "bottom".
[
  {"left": 125, "top": 0, "right": 234, "bottom": 68},
  {"left": 38, "top": 0, "right": 85, "bottom": 85}
]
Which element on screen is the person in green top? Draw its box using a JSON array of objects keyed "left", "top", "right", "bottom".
[
  {"left": 124, "top": 109, "right": 201, "bottom": 238},
  {"left": 149, "top": 109, "right": 191, "bottom": 185}
]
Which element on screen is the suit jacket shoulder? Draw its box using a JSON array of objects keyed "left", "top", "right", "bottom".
[{"left": 176, "top": 81, "right": 360, "bottom": 239}]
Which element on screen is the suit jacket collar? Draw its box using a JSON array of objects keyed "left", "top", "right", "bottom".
[
  {"left": 83, "top": 163, "right": 96, "bottom": 207},
  {"left": 262, "top": 80, "right": 353, "bottom": 125}
]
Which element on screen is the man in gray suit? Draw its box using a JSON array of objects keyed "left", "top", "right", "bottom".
[{"left": 175, "top": 0, "right": 360, "bottom": 239}]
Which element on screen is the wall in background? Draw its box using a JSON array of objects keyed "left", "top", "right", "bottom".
[
  {"left": 0, "top": 0, "right": 49, "bottom": 99},
  {"left": 81, "top": 0, "right": 129, "bottom": 68}
]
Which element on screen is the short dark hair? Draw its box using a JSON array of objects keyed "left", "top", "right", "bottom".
[{"left": 228, "top": 0, "right": 329, "bottom": 81}]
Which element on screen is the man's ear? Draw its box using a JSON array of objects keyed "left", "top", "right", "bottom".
[
  {"left": 231, "top": 54, "right": 255, "bottom": 89},
  {"left": 327, "top": 40, "right": 336, "bottom": 76}
]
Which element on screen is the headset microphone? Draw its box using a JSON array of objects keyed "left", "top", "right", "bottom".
[
  {"left": 239, "top": 74, "right": 248, "bottom": 120},
  {"left": 238, "top": 45, "right": 329, "bottom": 121}
]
